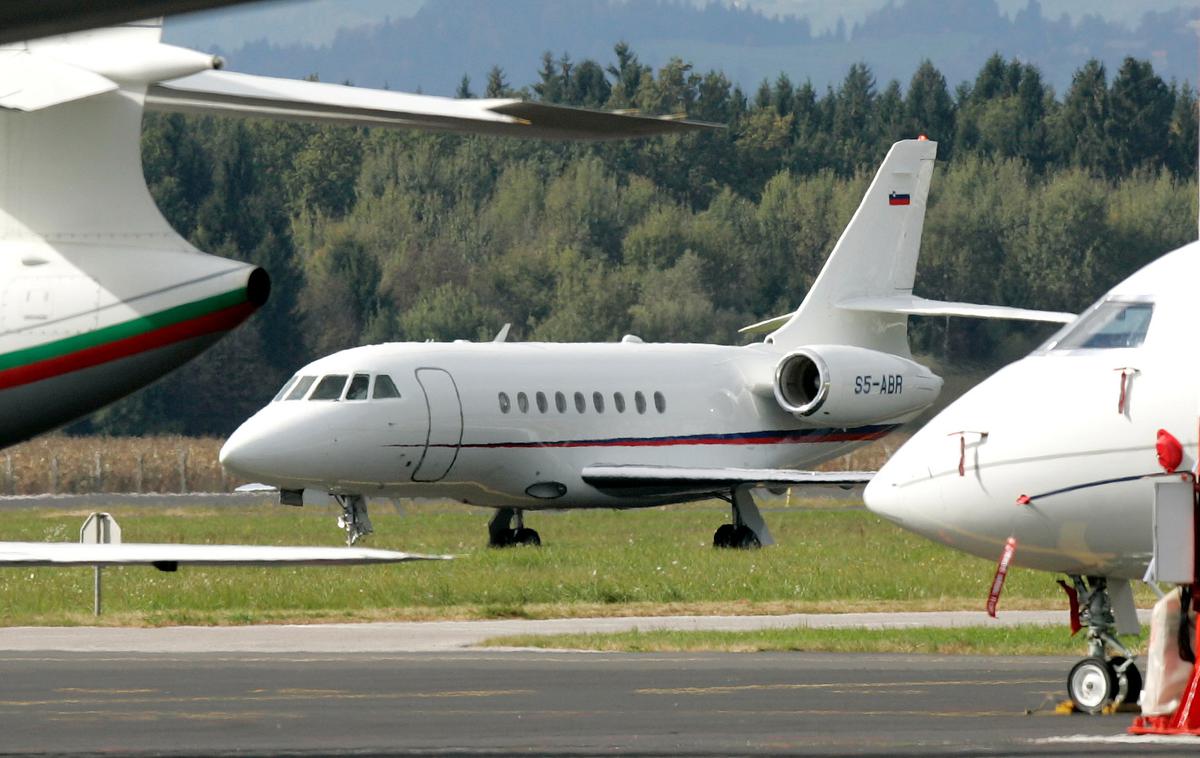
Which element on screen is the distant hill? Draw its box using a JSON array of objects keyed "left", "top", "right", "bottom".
[{"left": 187, "top": 0, "right": 1200, "bottom": 96}]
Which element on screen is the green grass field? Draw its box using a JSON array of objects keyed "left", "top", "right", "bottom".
[
  {"left": 0, "top": 500, "right": 1097, "bottom": 626},
  {"left": 480, "top": 625, "right": 1145, "bottom": 657}
]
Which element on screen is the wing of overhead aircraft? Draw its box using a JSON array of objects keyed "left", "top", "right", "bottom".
[
  {"left": 146, "top": 70, "right": 715, "bottom": 140},
  {"left": 0, "top": 41, "right": 716, "bottom": 141},
  {"left": 581, "top": 464, "right": 871, "bottom": 496},
  {"left": 0, "top": 541, "right": 448, "bottom": 568}
]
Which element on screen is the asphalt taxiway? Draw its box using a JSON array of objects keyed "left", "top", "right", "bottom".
[{"left": 2, "top": 642, "right": 1197, "bottom": 755}]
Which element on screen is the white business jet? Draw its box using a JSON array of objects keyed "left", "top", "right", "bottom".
[
  {"left": 220, "top": 138, "right": 1074, "bottom": 549},
  {"left": 0, "top": 19, "right": 702, "bottom": 568},
  {"left": 864, "top": 242, "right": 1200, "bottom": 712}
]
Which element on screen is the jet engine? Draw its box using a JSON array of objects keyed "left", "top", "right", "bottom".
[{"left": 773, "top": 345, "right": 942, "bottom": 426}]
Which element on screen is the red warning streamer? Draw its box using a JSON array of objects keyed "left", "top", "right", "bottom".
[
  {"left": 1056, "top": 579, "right": 1081, "bottom": 635},
  {"left": 986, "top": 537, "right": 1018, "bottom": 618}
]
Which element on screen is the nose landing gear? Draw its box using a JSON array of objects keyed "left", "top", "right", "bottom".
[
  {"left": 334, "top": 494, "right": 373, "bottom": 546},
  {"left": 1063, "top": 575, "right": 1142, "bottom": 714}
]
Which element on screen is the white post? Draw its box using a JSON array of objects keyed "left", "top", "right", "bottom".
[{"left": 80, "top": 513, "right": 121, "bottom": 616}]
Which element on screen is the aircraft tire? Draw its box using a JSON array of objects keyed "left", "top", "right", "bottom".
[
  {"left": 1108, "top": 656, "right": 1142, "bottom": 705},
  {"left": 733, "top": 525, "right": 761, "bottom": 549},
  {"left": 1067, "top": 656, "right": 1117, "bottom": 714},
  {"left": 713, "top": 524, "right": 736, "bottom": 548},
  {"left": 514, "top": 527, "right": 541, "bottom": 547}
]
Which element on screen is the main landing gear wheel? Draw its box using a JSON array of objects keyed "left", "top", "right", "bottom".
[
  {"left": 487, "top": 508, "right": 542, "bottom": 548},
  {"left": 713, "top": 524, "right": 760, "bottom": 549},
  {"left": 1068, "top": 657, "right": 1118, "bottom": 714},
  {"left": 513, "top": 527, "right": 541, "bottom": 546}
]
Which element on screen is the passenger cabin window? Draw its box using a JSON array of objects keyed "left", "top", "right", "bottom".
[
  {"left": 273, "top": 376, "right": 298, "bottom": 402},
  {"left": 498, "top": 392, "right": 511, "bottom": 413},
  {"left": 654, "top": 391, "right": 666, "bottom": 413},
  {"left": 593, "top": 392, "right": 605, "bottom": 413},
  {"left": 635, "top": 391, "right": 647, "bottom": 414},
  {"left": 286, "top": 376, "right": 316, "bottom": 401},
  {"left": 536, "top": 392, "right": 548, "bottom": 413},
  {"left": 345, "top": 374, "right": 370, "bottom": 400},
  {"left": 1052, "top": 301, "right": 1154, "bottom": 351},
  {"left": 574, "top": 392, "right": 586, "bottom": 413},
  {"left": 373, "top": 374, "right": 401, "bottom": 399},
  {"left": 517, "top": 392, "right": 529, "bottom": 413},
  {"left": 555, "top": 391, "right": 567, "bottom": 413},
  {"left": 614, "top": 392, "right": 626, "bottom": 413},
  {"left": 310, "top": 375, "right": 348, "bottom": 400}
]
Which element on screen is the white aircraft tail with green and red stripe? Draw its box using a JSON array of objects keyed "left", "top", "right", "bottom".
[{"left": 0, "top": 21, "right": 711, "bottom": 446}]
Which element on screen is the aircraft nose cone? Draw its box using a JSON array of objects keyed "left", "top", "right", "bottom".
[
  {"left": 219, "top": 422, "right": 271, "bottom": 481},
  {"left": 863, "top": 464, "right": 911, "bottom": 526}
]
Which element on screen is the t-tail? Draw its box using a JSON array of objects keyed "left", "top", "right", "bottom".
[
  {"left": 766, "top": 138, "right": 935, "bottom": 357},
  {"left": 743, "top": 138, "right": 1075, "bottom": 428}
]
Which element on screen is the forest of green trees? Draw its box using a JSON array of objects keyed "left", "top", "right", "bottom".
[{"left": 77, "top": 47, "right": 1200, "bottom": 436}]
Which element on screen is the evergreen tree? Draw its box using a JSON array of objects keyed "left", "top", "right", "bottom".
[
  {"left": 1055, "top": 59, "right": 1113, "bottom": 176},
  {"left": 1108, "top": 57, "right": 1173, "bottom": 175}
]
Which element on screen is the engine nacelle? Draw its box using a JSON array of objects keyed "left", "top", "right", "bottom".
[{"left": 773, "top": 345, "right": 942, "bottom": 426}]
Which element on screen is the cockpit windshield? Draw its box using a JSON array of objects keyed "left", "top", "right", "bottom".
[
  {"left": 1049, "top": 300, "right": 1154, "bottom": 351},
  {"left": 273, "top": 376, "right": 298, "bottom": 402},
  {"left": 346, "top": 374, "right": 370, "bottom": 400},
  {"left": 373, "top": 374, "right": 401, "bottom": 399},
  {"left": 310, "top": 374, "right": 349, "bottom": 400},
  {"left": 285, "top": 376, "right": 317, "bottom": 400}
]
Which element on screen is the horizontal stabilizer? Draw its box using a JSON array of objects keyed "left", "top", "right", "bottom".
[
  {"left": 147, "top": 70, "right": 719, "bottom": 140},
  {"left": 837, "top": 294, "right": 1075, "bottom": 324},
  {"left": 0, "top": 541, "right": 449, "bottom": 566},
  {"left": 738, "top": 313, "right": 792, "bottom": 335},
  {"left": 583, "top": 464, "right": 872, "bottom": 494},
  {"left": 0, "top": 50, "right": 116, "bottom": 111}
]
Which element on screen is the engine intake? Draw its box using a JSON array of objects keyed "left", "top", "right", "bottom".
[{"left": 773, "top": 345, "right": 942, "bottom": 426}]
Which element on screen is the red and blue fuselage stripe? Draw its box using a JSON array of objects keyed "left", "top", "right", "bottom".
[{"left": 445, "top": 424, "right": 899, "bottom": 450}]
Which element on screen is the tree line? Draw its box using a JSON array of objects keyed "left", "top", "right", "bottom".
[{"left": 73, "top": 47, "right": 1199, "bottom": 436}]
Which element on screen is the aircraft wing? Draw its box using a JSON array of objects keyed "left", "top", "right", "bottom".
[
  {"left": 146, "top": 70, "right": 718, "bottom": 140},
  {"left": 0, "top": 542, "right": 449, "bottom": 568},
  {"left": 582, "top": 464, "right": 872, "bottom": 496}
]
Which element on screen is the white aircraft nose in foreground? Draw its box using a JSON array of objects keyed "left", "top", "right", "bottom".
[
  {"left": 221, "top": 138, "right": 1072, "bottom": 549},
  {"left": 865, "top": 241, "right": 1200, "bottom": 712}
]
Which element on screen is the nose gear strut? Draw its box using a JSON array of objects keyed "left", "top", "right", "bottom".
[{"left": 334, "top": 494, "right": 373, "bottom": 546}]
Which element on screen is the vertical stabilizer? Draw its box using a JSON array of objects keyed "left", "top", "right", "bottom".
[{"left": 767, "top": 139, "right": 937, "bottom": 356}]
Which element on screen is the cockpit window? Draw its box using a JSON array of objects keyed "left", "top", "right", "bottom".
[
  {"left": 285, "top": 376, "right": 316, "bottom": 400},
  {"left": 273, "top": 376, "right": 298, "bottom": 402},
  {"left": 346, "top": 374, "right": 370, "bottom": 400},
  {"left": 1051, "top": 301, "right": 1154, "bottom": 350},
  {"left": 373, "top": 374, "right": 400, "bottom": 399},
  {"left": 310, "top": 374, "right": 348, "bottom": 400}
]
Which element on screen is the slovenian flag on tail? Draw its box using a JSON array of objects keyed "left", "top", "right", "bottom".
[{"left": 888, "top": 192, "right": 910, "bottom": 206}]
